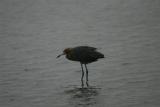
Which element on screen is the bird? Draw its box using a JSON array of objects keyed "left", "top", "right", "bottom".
[{"left": 57, "top": 46, "right": 104, "bottom": 83}]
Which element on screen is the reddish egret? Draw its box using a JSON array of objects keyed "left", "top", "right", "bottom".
[{"left": 57, "top": 46, "right": 104, "bottom": 82}]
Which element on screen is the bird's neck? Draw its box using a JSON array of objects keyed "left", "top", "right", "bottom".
[{"left": 66, "top": 54, "right": 72, "bottom": 60}]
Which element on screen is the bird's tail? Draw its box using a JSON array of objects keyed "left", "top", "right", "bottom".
[
  {"left": 99, "top": 53, "right": 105, "bottom": 58},
  {"left": 95, "top": 51, "right": 105, "bottom": 59}
]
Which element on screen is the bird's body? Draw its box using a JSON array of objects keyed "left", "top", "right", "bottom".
[
  {"left": 64, "top": 46, "right": 104, "bottom": 64},
  {"left": 57, "top": 46, "right": 104, "bottom": 86}
]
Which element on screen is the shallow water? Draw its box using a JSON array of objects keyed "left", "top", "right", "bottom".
[{"left": 0, "top": 0, "right": 160, "bottom": 107}]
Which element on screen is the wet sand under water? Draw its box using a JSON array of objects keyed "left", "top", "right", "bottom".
[{"left": 0, "top": 0, "right": 160, "bottom": 107}]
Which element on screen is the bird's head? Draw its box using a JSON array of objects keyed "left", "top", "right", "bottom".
[
  {"left": 63, "top": 48, "right": 72, "bottom": 54},
  {"left": 56, "top": 48, "right": 72, "bottom": 58}
]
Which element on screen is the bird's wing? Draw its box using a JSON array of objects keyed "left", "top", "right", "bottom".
[{"left": 74, "top": 46, "right": 97, "bottom": 51}]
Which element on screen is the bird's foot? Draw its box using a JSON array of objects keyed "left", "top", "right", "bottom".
[{"left": 86, "top": 81, "right": 89, "bottom": 87}]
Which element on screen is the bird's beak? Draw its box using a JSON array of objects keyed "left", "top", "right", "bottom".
[{"left": 56, "top": 53, "right": 65, "bottom": 58}]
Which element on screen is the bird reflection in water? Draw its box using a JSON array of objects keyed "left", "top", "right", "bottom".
[{"left": 65, "top": 85, "right": 100, "bottom": 106}]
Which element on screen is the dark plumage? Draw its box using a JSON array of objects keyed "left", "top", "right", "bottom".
[{"left": 57, "top": 46, "right": 104, "bottom": 83}]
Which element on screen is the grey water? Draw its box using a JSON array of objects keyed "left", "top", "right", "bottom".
[{"left": 0, "top": 0, "right": 160, "bottom": 107}]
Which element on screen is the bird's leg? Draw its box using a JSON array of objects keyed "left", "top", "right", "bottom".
[
  {"left": 86, "top": 81, "right": 89, "bottom": 87},
  {"left": 84, "top": 64, "right": 89, "bottom": 82},
  {"left": 80, "top": 63, "right": 84, "bottom": 82},
  {"left": 81, "top": 79, "right": 84, "bottom": 88}
]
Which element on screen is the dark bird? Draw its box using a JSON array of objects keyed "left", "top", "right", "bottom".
[{"left": 57, "top": 46, "right": 104, "bottom": 83}]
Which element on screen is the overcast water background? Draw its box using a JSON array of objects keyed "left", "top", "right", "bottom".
[{"left": 0, "top": 0, "right": 160, "bottom": 107}]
